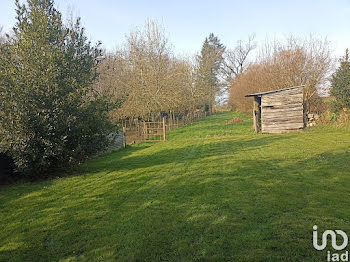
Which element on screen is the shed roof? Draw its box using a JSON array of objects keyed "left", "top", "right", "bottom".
[{"left": 245, "top": 86, "right": 304, "bottom": 97}]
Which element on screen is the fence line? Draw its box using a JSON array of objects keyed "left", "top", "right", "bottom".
[{"left": 119, "top": 111, "right": 208, "bottom": 145}]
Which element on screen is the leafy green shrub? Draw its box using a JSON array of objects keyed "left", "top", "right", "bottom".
[
  {"left": 329, "top": 99, "right": 343, "bottom": 113},
  {"left": 0, "top": 0, "right": 112, "bottom": 176},
  {"left": 0, "top": 152, "right": 15, "bottom": 183},
  {"left": 330, "top": 112, "right": 340, "bottom": 122}
]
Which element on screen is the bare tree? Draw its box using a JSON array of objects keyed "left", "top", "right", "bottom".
[
  {"left": 94, "top": 20, "right": 206, "bottom": 122},
  {"left": 222, "top": 34, "right": 257, "bottom": 83},
  {"left": 229, "top": 35, "right": 333, "bottom": 113}
]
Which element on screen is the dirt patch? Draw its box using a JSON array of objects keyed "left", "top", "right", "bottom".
[{"left": 226, "top": 118, "right": 243, "bottom": 125}]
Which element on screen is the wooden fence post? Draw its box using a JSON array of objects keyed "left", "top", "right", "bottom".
[
  {"left": 122, "top": 127, "right": 127, "bottom": 148},
  {"left": 163, "top": 117, "right": 166, "bottom": 141},
  {"left": 143, "top": 121, "right": 146, "bottom": 141},
  {"left": 168, "top": 111, "right": 171, "bottom": 131}
]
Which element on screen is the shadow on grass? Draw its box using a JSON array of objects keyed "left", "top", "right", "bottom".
[
  {"left": 1, "top": 150, "right": 350, "bottom": 261},
  {"left": 82, "top": 135, "right": 291, "bottom": 174}
]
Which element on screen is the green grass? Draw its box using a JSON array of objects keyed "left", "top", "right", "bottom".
[{"left": 1, "top": 112, "right": 350, "bottom": 261}]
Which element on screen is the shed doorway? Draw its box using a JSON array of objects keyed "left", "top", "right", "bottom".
[{"left": 253, "top": 96, "right": 261, "bottom": 133}]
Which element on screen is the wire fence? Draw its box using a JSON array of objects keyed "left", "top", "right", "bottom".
[{"left": 118, "top": 111, "right": 209, "bottom": 146}]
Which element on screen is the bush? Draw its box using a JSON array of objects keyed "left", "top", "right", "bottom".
[
  {"left": 329, "top": 99, "right": 343, "bottom": 113},
  {"left": 0, "top": 0, "right": 112, "bottom": 177},
  {"left": 0, "top": 152, "right": 15, "bottom": 183},
  {"left": 229, "top": 37, "right": 332, "bottom": 113},
  {"left": 308, "top": 95, "right": 329, "bottom": 115}
]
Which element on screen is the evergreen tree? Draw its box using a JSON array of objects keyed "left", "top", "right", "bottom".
[
  {"left": 331, "top": 49, "right": 350, "bottom": 109},
  {"left": 197, "top": 33, "right": 225, "bottom": 113},
  {"left": 0, "top": 0, "right": 111, "bottom": 176}
]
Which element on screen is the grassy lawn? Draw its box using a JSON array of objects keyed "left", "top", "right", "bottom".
[{"left": 1, "top": 112, "right": 350, "bottom": 261}]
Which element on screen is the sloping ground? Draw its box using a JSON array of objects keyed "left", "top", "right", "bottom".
[{"left": 1, "top": 112, "right": 350, "bottom": 261}]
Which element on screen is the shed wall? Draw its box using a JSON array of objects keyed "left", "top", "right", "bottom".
[{"left": 261, "top": 88, "right": 304, "bottom": 133}]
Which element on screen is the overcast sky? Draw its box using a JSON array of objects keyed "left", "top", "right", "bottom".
[{"left": 1, "top": 0, "right": 350, "bottom": 57}]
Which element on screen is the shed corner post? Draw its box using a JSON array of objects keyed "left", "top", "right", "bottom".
[{"left": 162, "top": 117, "right": 166, "bottom": 141}]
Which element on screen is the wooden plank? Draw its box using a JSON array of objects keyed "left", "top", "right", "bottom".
[
  {"left": 122, "top": 127, "right": 127, "bottom": 148},
  {"left": 262, "top": 127, "right": 304, "bottom": 133},
  {"left": 262, "top": 125, "right": 303, "bottom": 130},
  {"left": 262, "top": 122, "right": 304, "bottom": 128},
  {"left": 262, "top": 116, "right": 304, "bottom": 122},
  {"left": 262, "top": 106, "right": 303, "bottom": 112},
  {"left": 262, "top": 113, "right": 304, "bottom": 120},
  {"left": 263, "top": 122, "right": 304, "bottom": 128},
  {"left": 263, "top": 92, "right": 303, "bottom": 101},
  {"left": 262, "top": 88, "right": 303, "bottom": 98},
  {"left": 262, "top": 99, "right": 303, "bottom": 107},
  {"left": 263, "top": 102, "right": 302, "bottom": 107},
  {"left": 262, "top": 114, "right": 303, "bottom": 121},
  {"left": 262, "top": 118, "right": 304, "bottom": 124},
  {"left": 262, "top": 109, "right": 303, "bottom": 116},
  {"left": 263, "top": 96, "right": 302, "bottom": 104},
  {"left": 262, "top": 128, "right": 303, "bottom": 134},
  {"left": 253, "top": 105, "right": 257, "bottom": 133},
  {"left": 263, "top": 93, "right": 303, "bottom": 100},
  {"left": 263, "top": 92, "right": 303, "bottom": 100},
  {"left": 263, "top": 94, "right": 303, "bottom": 101},
  {"left": 263, "top": 120, "right": 304, "bottom": 125}
]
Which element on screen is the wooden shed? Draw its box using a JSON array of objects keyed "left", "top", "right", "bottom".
[{"left": 245, "top": 86, "right": 305, "bottom": 133}]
